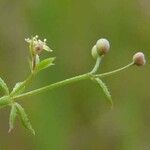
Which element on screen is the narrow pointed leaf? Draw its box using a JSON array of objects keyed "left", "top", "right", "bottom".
[
  {"left": 0, "top": 96, "right": 11, "bottom": 109},
  {"left": 35, "top": 57, "right": 55, "bottom": 72},
  {"left": 9, "top": 104, "right": 17, "bottom": 132},
  {"left": 15, "top": 103, "right": 35, "bottom": 135},
  {"left": 95, "top": 78, "right": 113, "bottom": 108},
  {"left": 0, "top": 77, "right": 9, "bottom": 95},
  {"left": 11, "top": 82, "right": 25, "bottom": 97}
]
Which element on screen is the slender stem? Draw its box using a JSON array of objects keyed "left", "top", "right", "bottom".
[
  {"left": 23, "top": 72, "right": 35, "bottom": 87},
  {"left": 14, "top": 73, "right": 90, "bottom": 100},
  {"left": 13, "top": 62, "right": 134, "bottom": 101},
  {"left": 10, "top": 72, "right": 35, "bottom": 97},
  {"left": 96, "top": 62, "right": 134, "bottom": 78},
  {"left": 90, "top": 56, "right": 102, "bottom": 74}
]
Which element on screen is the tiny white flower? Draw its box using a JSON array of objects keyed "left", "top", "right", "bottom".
[{"left": 25, "top": 35, "right": 53, "bottom": 54}]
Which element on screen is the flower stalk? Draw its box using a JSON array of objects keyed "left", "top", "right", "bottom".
[
  {"left": 96, "top": 62, "right": 134, "bottom": 78},
  {"left": 14, "top": 61, "right": 134, "bottom": 101},
  {"left": 0, "top": 36, "right": 146, "bottom": 135}
]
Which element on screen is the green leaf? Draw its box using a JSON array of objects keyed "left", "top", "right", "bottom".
[
  {"left": 0, "top": 96, "right": 11, "bottom": 109},
  {"left": 11, "top": 82, "right": 25, "bottom": 97},
  {"left": 35, "top": 57, "right": 55, "bottom": 72},
  {"left": 0, "top": 77, "right": 9, "bottom": 95},
  {"left": 9, "top": 104, "right": 17, "bottom": 132},
  {"left": 95, "top": 78, "right": 113, "bottom": 108},
  {"left": 15, "top": 103, "right": 35, "bottom": 135}
]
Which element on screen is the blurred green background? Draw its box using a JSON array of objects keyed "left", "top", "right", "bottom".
[{"left": 0, "top": 0, "right": 149, "bottom": 149}]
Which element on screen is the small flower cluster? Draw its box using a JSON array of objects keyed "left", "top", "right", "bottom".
[
  {"left": 25, "top": 35, "right": 53, "bottom": 71},
  {"left": 25, "top": 35, "right": 53, "bottom": 55}
]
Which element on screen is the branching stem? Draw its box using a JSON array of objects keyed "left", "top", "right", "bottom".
[
  {"left": 14, "top": 73, "right": 90, "bottom": 100},
  {"left": 13, "top": 62, "right": 133, "bottom": 101}
]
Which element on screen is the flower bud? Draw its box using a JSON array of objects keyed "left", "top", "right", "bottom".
[
  {"left": 96, "top": 38, "right": 110, "bottom": 55},
  {"left": 133, "top": 52, "right": 146, "bottom": 66},
  {"left": 91, "top": 45, "right": 98, "bottom": 59}
]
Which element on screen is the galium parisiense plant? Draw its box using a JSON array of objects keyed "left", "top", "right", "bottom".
[{"left": 0, "top": 36, "right": 146, "bottom": 135}]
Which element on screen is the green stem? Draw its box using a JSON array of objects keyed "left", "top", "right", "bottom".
[
  {"left": 10, "top": 73, "right": 35, "bottom": 97},
  {"left": 90, "top": 56, "right": 102, "bottom": 74},
  {"left": 96, "top": 62, "right": 134, "bottom": 78},
  {"left": 14, "top": 73, "right": 90, "bottom": 100},
  {"left": 13, "top": 62, "right": 134, "bottom": 101}
]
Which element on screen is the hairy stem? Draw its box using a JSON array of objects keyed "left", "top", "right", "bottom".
[
  {"left": 14, "top": 73, "right": 90, "bottom": 100},
  {"left": 90, "top": 56, "right": 102, "bottom": 74},
  {"left": 13, "top": 62, "right": 134, "bottom": 101},
  {"left": 10, "top": 72, "right": 35, "bottom": 97},
  {"left": 96, "top": 62, "right": 134, "bottom": 78}
]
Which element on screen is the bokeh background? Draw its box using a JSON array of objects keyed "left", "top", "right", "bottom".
[{"left": 0, "top": 0, "right": 149, "bottom": 149}]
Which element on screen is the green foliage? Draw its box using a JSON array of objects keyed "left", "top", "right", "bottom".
[
  {"left": 10, "top": 82, "right": 25, "bottom": 97},
  {"left": 95, "top": 78, "right": 113, "bottom": 108},
  {"left": 35, "top": 57, "right": 55, "bottom": 73},
  {"left": 0, "top": 77, "right": 9, "bottom": 95},
  {"left": 0, "top": 35, "right": 143, "bottom": 136},
  {"left": 0, "top": 96, "right": 11, "bottom": 109},
  {"left": 9, "top": 104, "right": 17, "bottom": 132},
  {"left": 6, "top": 42, "right": 56, "bottom": 134},
  {"left": 15, "top": 103, "right": 35, "bottom": 135}
]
